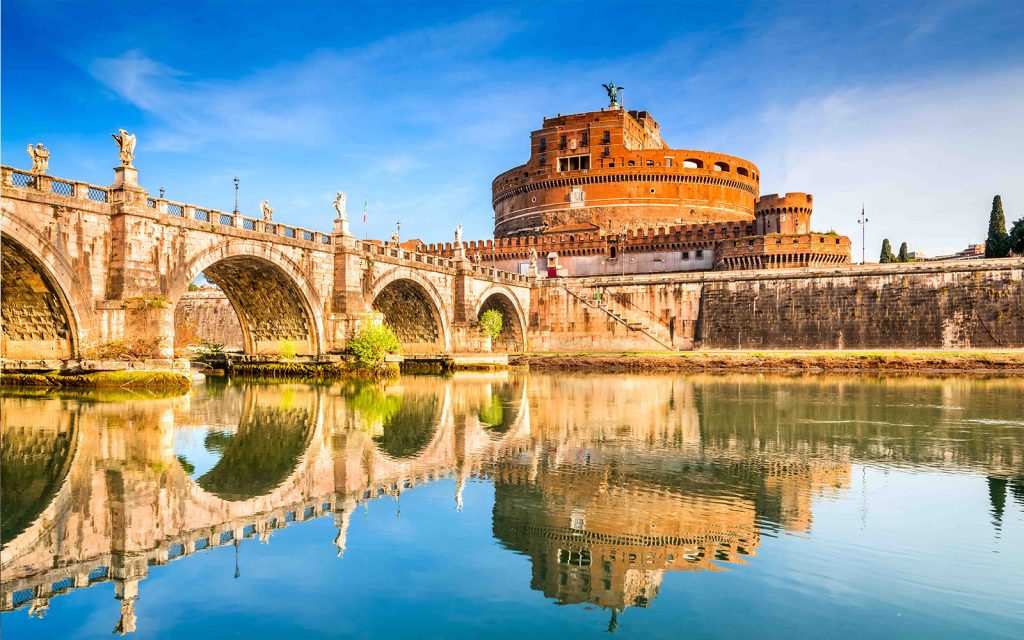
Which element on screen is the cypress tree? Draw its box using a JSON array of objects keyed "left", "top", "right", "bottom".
[
  {"left": 898, "top": 242, "right": 910, "bottom": 262},
  {"left": 985, "top": 195, "right": 1009, "bottom": 258},
  {"left": 879, "top": 239, "right": 894, "bottom": 263}
]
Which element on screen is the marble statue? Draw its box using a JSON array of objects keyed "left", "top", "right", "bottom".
[
  {"left": 111, "top": 129, "right": 136, "bottom": 166},
  {"left": 529, "top": 246, "right": 538, "bottom": 265},
  {"left": 333, "top": 191, "right": 348, "bottom": 220},
  {"left": 260, "top": 200, "right": 273, "bottom": 221},
  {"left": 454, "top": 223, "right": 463, "bottom": 246},
  {"left": 602, "top": 81, "right": 624, "bottom": 107},
  {"left": 26, "top": 143, "right": 49, "bottom": 173},
  {"left": 391, "top": 229, "right": 401, "bottom": 245}
]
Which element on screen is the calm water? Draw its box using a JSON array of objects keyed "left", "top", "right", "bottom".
[{"left": 2, "top": 373, "right": 1023, "bottom": 639}]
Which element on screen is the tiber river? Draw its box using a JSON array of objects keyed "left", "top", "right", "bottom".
[{"left": 2, "top": 373, "right": 1022, "bottom": 639}]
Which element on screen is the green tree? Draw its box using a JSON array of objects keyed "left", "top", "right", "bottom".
[
  {"left": 898, "top": 242, "right": 910, "bottom": 262},
  {"left": 479, "top": 309, "right": 504, "bottom": 341},
  {"left": 879, "top": 239, "right": 895, "bottom": 263},
  {"left": 346, "top": 322, "right": 401, "bottom": 368},
  {"left": 985, "top": 195, "right": 1009, "bottom": 258},
  {"left": 1008, "top": 216, "right": 1024, "bottom": 256}
]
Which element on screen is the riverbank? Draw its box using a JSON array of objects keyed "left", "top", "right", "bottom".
[
  {"left": 0, "top": 370, "right": 192, "bottom": 389},
  {"left": 510, "top": 350, "right": 1024, "bottom": 373}
]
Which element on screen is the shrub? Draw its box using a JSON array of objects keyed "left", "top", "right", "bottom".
[
  {"left": 277, "top": 339, "right": 297, "bottom": 359},
  {"left": 479, "top": 309, "right": 504, "bottom": 341},
  {"left": 347, "top": 322, "right": 402, "bottom": 368},
  {"left": 86, "top": 338, "right": 164, "bottom": 360},
  {"left": 199, "top": 339, "right": 225, "bottom": 355}
]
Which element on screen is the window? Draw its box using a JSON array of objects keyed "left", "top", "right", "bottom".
[
  {"left": 628, "top": 160, "right": 635, "bottom": 166},
  {"left": 713, "top": 161, "right": 730, "bottom": 172},
  {"left": 581, "top": 132, "right": 589, "bottom": 146},
  {"left": 603, "top": 145, "right": 611, "bottom": 157},
  {"left": 665, "top": 158, "right": 673, "bottom": 167},
  {"left": 646, "top": 160, "right": 654, "bottom": 166},
  {"left": 682, "top": 251, "right": 689, "bottom": 259},
  {"left": 557, "top": 155, "right": 591, "bottom": 172},
  {"left": 559, "top": 135, "right": 567, "bottom": 149},
  {"left": 609, "top": 245, "right": 617, "bottom": 259},
  {"left": 696, "top": 249, "right": 704, "bottom": 258},
  {"left": 683, "top": 158, "right": 703, "bottom": 169},
  {"left": 602, "top": 130, "right": 611, "bottom": 143},
  {"left": 539, "top": 138, "right": 547, "bottom": 151},
  {"left": 737, "top": 167, "right": 749, "bottom": 177},
  {"left": 539, "top": 152, "right": 547, "bottom": 164}
]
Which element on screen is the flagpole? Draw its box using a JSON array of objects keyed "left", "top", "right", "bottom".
[{"left": 363, "top": 195, "right": 368, "bottom": 241}]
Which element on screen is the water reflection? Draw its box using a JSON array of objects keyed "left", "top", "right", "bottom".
[{"left": 1, "top": 374, "right": 1022, "bottom": 637}]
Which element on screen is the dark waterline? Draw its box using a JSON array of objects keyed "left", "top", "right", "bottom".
[{"left": 2, "top": 373, "right": 1023, "bottom": 639}]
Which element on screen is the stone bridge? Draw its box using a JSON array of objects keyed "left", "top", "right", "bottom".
[{"left": 0, "top": 164, "right": 531, "bottom": 361}]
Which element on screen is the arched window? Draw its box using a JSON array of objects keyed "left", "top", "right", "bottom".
[
  {"left": 682, "top": 158, "right": 703, "bottom": 169},
  {"left": 736, "top": 167, "right": 749, "bottom": 177},
  {"left": 713, "top": 161, "right": 729, "bottom": 172}
]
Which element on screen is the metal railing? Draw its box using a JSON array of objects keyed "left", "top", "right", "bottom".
[
  {"left": 11, "top": 171, "right": 34, "bottom": 188},
  {"left": 219, "top": 213, "right": 233, "bottom": 226},
  {"left": 87, "top": 187, "right": 108, "bottom": 203},
  {"left": 51, "top": 179, "right": 74, "bottom": 196}
]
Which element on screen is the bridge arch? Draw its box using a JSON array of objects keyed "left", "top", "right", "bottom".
[
  {"left": 0, "top": 213, "right": 95, "bottom": 359},
  {"left": 169, "top": 241, "right": 325, "bottom": 356},
  {"left": 369, "top": 270, "right": 451, "bottom": 352},
  {"left": 476, "top": 286, "right": 528, "bottom": 352}
]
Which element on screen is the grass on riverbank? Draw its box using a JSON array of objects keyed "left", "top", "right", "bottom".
[
  {"left": 0, "top": 370, "right": 192, "bottom": 389},
  {"left": 511, "top": 350, "right": 1024, "bottom": 372}
]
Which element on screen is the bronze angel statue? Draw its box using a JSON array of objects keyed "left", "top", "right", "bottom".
[{"left": 602, "top": 81, "right": 624, "bottom": 106}]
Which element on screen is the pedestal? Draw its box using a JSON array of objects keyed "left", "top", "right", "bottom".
[
  {"left": 112, "top": 166, "right": 138, "bottom": 188},
  {"left": 334, "top": 216, "right": 351, "bottom": 235}
]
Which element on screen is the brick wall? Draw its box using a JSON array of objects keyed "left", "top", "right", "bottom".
[{"left": 174, "top": 291, "right": 243, "bottom": 351}]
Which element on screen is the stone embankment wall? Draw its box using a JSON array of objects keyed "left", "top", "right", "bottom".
[
  {"left": 174, "top": 291, "right": 244, "bottom": 350},
  {"left": 528, "top": 259, "right": 1024, "bottom": 351},
  {"left": 699, "top": 260, "right": 1024, "bottom": 349}
]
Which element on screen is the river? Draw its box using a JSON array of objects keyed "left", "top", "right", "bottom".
[{"left": 2, "top": 373, "right": 1022, "bottom": 638}]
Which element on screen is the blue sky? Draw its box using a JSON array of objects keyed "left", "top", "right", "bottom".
[{"left": 3, "top": 0, "right": 1023, "bottom": 256}]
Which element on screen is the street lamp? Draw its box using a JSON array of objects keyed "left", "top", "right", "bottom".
[
  {"left": 233, "top": 177, "right": 240, "bottom": 215},
  {"left": 857, "top": 205, "right": 868, "bottom": 264}
]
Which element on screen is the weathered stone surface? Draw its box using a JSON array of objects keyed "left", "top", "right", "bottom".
[{"left": 174, "top": 291, "right": 243, "bottom": 350}]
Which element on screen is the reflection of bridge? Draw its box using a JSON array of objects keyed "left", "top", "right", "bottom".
[
  {"left": 1, "top": 164, "right": 530, "bottom": 361},
  {"left": 3, "top": 374, "right": 1022, "bottom": 631},
  {"left": 0, "top": 375, "right": 532, "bottom": 630}
]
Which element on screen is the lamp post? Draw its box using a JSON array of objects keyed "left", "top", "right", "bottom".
[
  {"left": 233, "top": 177, "right": 239, "bottom": 215},
  {"left": 857, "top": 205, "right": 868, "bottom": 264}
]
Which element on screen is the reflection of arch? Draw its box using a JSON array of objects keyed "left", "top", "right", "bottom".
[
  {"left": 194, "top": 389, "right": 317, "bottom": 501},
  {"left": 0, "top": 409, "right": 79, "bottom": 546},
  {"left": 476, "top": 286, "right": 527, "bottom": 352},
  {"left": 370, "top": 271, "right": 450, "bottom": 352},
  {"left": 168, "top": 242, "right": 325, "bottom": 356},
  {"left": 371, "top": 389, "right": 443, "bottom": 459},
  {"left": 0, "top": 212, "right": 96, "bottom": 358},
  {"left": 477, "top": 381, "right": 522, "bottom": 433}
]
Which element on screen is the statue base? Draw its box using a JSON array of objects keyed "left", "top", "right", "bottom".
[
  {"left": 333, "top": 216, "right": 351, "bottom": 236},
  {"left": 111, "top": 166, "right": 139, "bottom": 189}
]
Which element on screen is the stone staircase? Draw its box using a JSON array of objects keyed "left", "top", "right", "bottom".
[{"left": 561, "top": 283, "right": 676, "bottom": 350}]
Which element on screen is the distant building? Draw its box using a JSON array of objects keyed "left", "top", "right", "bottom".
[{"left": 928, "top": 243, "right": 986, "bottom": 261}]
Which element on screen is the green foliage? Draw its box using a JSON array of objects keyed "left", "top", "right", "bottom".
[
  {"left": 898, "top": 242, "right": 910, "bottom": 263},
  {"left": 879, "top": 239, "right": 896, "bottom": 263},
  {"left": 478, "top": 394, "right": 504, "bottom": 428},
  {"left": 347, "top": 322, "right": 402, "bottom": 368},
  {"left": 1007, "top": 216, "right": 1024, "bottom": 256},
  {"left": 187, "top": 282, "right": 200, "bottom": 292},
  {"left": 347, "top": 383, "right": 402, "bottom": 428},
  {"left": 199, "top": 338, "right": 224, "bottom": 355},
  {"left": 277, "top": 339, "right": 297, "bottom": 359},
  {"left": 985, "top": 195, "right": 1009, "bottom": 258},
  {"left": 479, "top": 309, "right": 504, "bottom": 341}
]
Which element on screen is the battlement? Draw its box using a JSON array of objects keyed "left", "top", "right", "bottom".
[{"left": 755, "top": 193, "right": 813, "bottom": 213}]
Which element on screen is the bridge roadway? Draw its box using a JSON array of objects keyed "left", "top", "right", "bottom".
[{"left": 1, "top": 164, "right": 531, "bottom": 362}]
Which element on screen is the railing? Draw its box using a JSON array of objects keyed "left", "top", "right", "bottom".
[
  {"left": 51, "top": 179, "right": 74, "bottom": 196},
  {"left": 2, "top": 165, "right": 335, "bottom": 248}
]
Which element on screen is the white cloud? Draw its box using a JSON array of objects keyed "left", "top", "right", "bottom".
[{"left": 750, "top": 66, "right": 1024, "bottom": 257}]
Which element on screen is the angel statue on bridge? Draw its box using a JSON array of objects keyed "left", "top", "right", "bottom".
[
  {"left": 111, "top": 129, "right": 136, "bottom": 166},
  {"left": 454, "top": 223, "right": 463, "bottom": 247},
  {"left": 333, "top": 191, "right": 348, "bottom": 221},
  {"left": 260, "top": 200, "right": 274, "bottom": 221},
  {"left": 602, "top": 81, "right": 624, "bottom": 107},
  {"left": 26, "top": 143, "right": 49, "bottom": 174}
]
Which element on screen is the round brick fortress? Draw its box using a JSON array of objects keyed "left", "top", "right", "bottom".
[{"left": 492, "top": 108, "right": 760, "bottom": 238}]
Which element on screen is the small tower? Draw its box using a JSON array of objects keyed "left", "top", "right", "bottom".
[{"left": 755, "top": 193, "right": 813, "bottom": 235}]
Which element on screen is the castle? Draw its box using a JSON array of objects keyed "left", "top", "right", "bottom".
[{"left": 417, "top": 95, "right": 851, "bottom": 275}]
